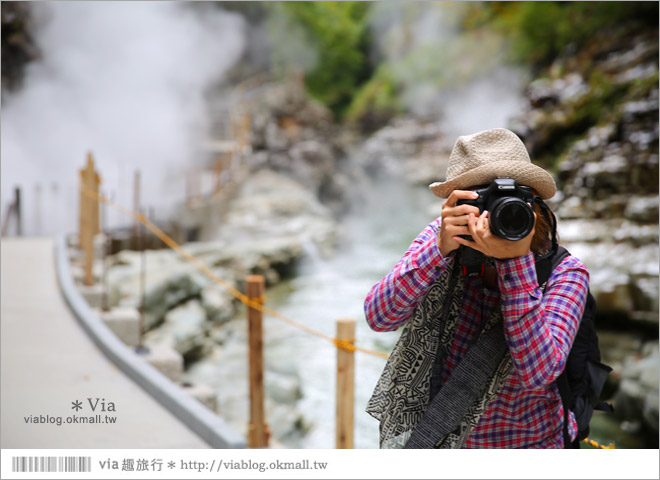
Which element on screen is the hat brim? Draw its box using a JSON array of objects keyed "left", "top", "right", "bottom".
[{"left": 429, "top": 160, "right": 557, "bottom": 199}]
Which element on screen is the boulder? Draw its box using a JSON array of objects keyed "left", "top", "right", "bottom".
[
  {"left": 183, "top": 318, "right": 310, "bottom": 446},
  {"left": 238, "top": 79, "right": 354, "bottom": 210},
  {"left": 105, "top": 204, "right": 324, "bottom": 330},
  {"left": 144, "top": 299, "right": 209, "bottom": 362},
  {"left": 216, "top": 169, "right": 338, "bottom": 261},
  {"left": 181, "top": 382, "right": 218, "bottom": 412},
  {"left": 613, "top": 342, "right": 659, "bottom": 434},
  {"left": 562, "top": 241, "right": 659, "bottom": 327},
  {"left": 108, "top": 250, "right": 208, "bottom": 330},
  {"left": 265, "top": 370, "right": 303, "bottom": 404},
  {"left": 357, "top": 117, "right": 452, "bottom": 185},
  {"left": 201, "top": 282, "right": 238, "bottom": 325},
  {"left": 624, "top": 196, "right": 660, "bottom": 223}
]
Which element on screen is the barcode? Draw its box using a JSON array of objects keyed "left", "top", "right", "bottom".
[{"left": 12, "top": 456, "right": 91, "bottom": 473}]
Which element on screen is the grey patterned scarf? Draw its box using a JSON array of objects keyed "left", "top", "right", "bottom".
[{"left": 366, "top": 256, "right": 513, "bottom": 448}]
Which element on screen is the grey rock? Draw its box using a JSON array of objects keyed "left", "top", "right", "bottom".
[
  {"left": 145, "top": 268, "right": 208, "bottom": 331},
  {"left": 614, "top": 342, "right": 659, "bottom": 434},
  {"left": 138, "top": 345, "right": 184, "bottom": 383},
  {"left": 624, "top": 196, "right": 660, "bottom": 223},
  {"left": 265, "top": 402, "right": 312, "bottom": 447},
  {"left": 527, "top": 73, "right": 590, "bottom": 107},
  {"left": 97, "top": 306, "right": 141, "bottom": 347},
  {"left": 288, "top": 140, "right": 336, "bottom": 193},
  {"left": 600, "top": 39, "right": 658, "bottom": 75},
  {"left": 613, "top": 221, "right": 659, "bottom": 246},
  {"left": 201, "top": 282, "right": 238, "bottom": 325},
  {"left": 181, "top": 382, "right": 218, "bottom": 412},
  {"left": 559, "top": 219, "right": 623, "bottom": 244},
  {"left": 642, "top": 390, "right": 659, "bottom": 433},
  {"left": 357, "top": 117, "right": 452, "bottom": 183},
  {"left": 108, "top": 250, "right": 208, "bottom": 330},
  {"left": 630, "top": 275, "right": 659, "bottom": 319},
  {"left": 597, "top": 330, "right": 643, "bottom": 379},
  {"left": 563, "top": 241, "right": 659, "bottom": 324},
  {"left": 265, "top": 370, "right": 303, "bottom": 404},
  {"left": 216, "top": 169, "right": 338, "bottom": 261},
  {"left": 183, "top": 319, "right": 310, "bottom": 446},
  {"left": 144, "top": 299, "right": 209, "bottom": 361}
]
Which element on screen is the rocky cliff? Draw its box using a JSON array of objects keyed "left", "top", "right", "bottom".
[{"left": 359, "top": 25, "right": 659, "bottom": 444}]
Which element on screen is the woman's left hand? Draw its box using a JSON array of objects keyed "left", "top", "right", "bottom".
[{"left": 453, "top": 210, "right": 535, "bottom": 260}]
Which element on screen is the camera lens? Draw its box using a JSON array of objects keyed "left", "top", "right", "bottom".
[{"left": 490, "top": 198, "right": 534, "bottom": 241}]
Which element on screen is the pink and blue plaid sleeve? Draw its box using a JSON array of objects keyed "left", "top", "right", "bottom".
[
  {"left": 364, "top": 218, "right": 453, "bottom": 332},
  {"left": 496, "top": 252, "right": 589, "bottom": 390}
]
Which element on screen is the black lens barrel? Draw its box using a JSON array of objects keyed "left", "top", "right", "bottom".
[{"left": 489, "top": 197, "right": 534, "bottom": 241}]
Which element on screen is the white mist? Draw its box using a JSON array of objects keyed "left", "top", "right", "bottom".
[{"left": 1, "top": 1, "right": 245, "bottom": 236}]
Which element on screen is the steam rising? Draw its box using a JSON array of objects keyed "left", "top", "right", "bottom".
[
  {"left": 1, "top": 1, "right": 528, "bottom": 237},
  {"left": 368, "top": 2, "right": 527, "bottom": 138},
  {"left": 1, "top": 1, "right": 245, "bottom": 235}
]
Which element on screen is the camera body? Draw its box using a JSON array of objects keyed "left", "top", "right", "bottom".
[{"left": 456, "top": 178, "right": 535, "bottom": 241}]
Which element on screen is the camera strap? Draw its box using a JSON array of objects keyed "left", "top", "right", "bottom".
[{"left": 459, "top": 246, "right": 486, "bottom": 277}]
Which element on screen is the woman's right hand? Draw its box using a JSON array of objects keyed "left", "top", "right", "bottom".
[{"left": 437, "top": 189, "right": 481, "bottom": 257}]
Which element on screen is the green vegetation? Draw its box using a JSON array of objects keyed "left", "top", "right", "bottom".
[
  {"left": 525, "top": 66, "right": 659, "bottom": 172},
  {"left": 530, "top": 70, "right": 632, "bottom": 170},
  {"left": 474, "top": 1, "right": 659, "bottom": 67},
  {"left": 344, "top": 64, "right": 402, "bottom": 133},
  {"left": 267, "top": 2, "right": 373, "bottom": 118},
  {"left": 263, "top": 1, "right": 658, "bottom": 132}
]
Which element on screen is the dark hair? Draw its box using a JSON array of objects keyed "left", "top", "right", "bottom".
[{"left": 531, "top": 201, "right": 557, "bottom": 255}]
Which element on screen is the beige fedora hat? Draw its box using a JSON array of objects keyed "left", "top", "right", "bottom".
[{"left": 429, "top": 128, "right": 557, "bottom": 199}]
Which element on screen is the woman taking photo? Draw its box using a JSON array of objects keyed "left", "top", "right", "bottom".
[{"left": 365, "top": 128, "right": 589, "bottom": 449}]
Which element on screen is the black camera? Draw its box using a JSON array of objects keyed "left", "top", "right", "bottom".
[{"left": 456, "top": 178, "right": 535, "bottom": 241}]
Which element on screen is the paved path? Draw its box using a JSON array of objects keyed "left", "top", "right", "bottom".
[{"left": 1, "top": 238, "right": 210, "bottom": 448}]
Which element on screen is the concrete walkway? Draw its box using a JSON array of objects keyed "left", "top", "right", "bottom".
[{"left": 1, "top": 238, "right": 210, "bottom": 448}]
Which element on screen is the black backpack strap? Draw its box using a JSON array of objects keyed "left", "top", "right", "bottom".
[
  {"left": 557, "top": 372, "right": 580, "bottom": 448},
  {"left": 536, "top": 245, "right": 576, "bottom": 448},
  {"left": 536, "top": 246, "right": 569, "bottom": 287},
  {"left": 557, "top": 373, "right": 571, "bottom": 448}
]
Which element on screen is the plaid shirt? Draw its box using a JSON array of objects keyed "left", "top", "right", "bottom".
[{"left": 365, "top": 217, "right": 589, "bottom": 448}]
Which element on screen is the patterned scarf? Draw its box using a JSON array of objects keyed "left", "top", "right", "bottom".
[{"left": 366, "top": 255, "right": 513, "bottom": 448}]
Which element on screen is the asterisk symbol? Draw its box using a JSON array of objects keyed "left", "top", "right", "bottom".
[
  {"left": 71, "top": 400, "right": 83, "bottom": 411},
  {"left": 167, "top": 461, "right": 176, "bottom": 469}
]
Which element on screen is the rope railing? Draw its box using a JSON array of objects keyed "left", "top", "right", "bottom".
[
  {"left": 79, "top": 185, "right": 389, "bottom": 359},
  {"left": 583, "top": 438, "right": 615, "bottom": 449}
]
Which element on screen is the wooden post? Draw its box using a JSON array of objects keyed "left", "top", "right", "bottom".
[
  {"left": 101, "top": 190, "right": 110, "bottom": 312},
  {"left": 149, "top": 206, "right": 156, "bottom": 250},
  {"left": 336, "top": 318, "right": 355, "bottom": 449},
  {"left": 138, "top": 207, "right": 146, "bottom": 349},
  {"left": 79, "top": 171, "right": 86, "bottom": 249},
  {"left": 1, "top": 202, "right": 15, "bottom": 237},
  {"left": 133, "top": 170, "right": 141, "bottom": 250},
  {"left": 34, "top": 184, "right": 42, "bottom": 236},
  {"left": 80, "top": 153, "right": 100, "bottom": 286},
  {"left": 213, "top": 156, "right": 224, "bottom": 195},
  {"left": 185, "top": 170, "right": 191, "bottom": 205},
  {"left": 14, "top": 187, "right": 22, "bottom": 236},
  {"left": 195, "top": 166, "right": 201, "bottom": 202},
  {"left": 240, "top": 113, "right": 250, "bottom": 149},
  {"left": 246, "top": 275, "right": 269, "bottom": 448}
]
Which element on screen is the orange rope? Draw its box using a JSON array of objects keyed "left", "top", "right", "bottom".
[
  {"left": 81, "top": 186, "right": 389, "bottom": 359},
  {"left": 583, "top": 438, "right": 615, "bottom": 449}
]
